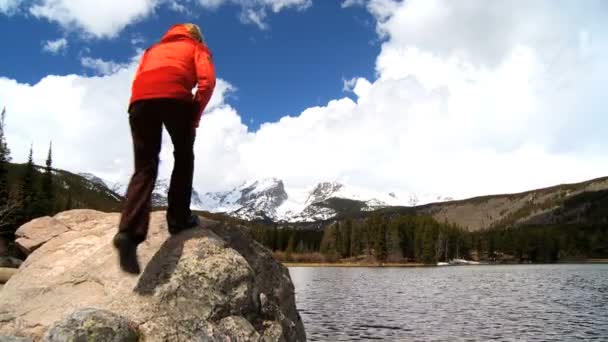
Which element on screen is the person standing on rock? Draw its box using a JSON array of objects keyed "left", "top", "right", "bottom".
[{"left": 114, "top": 23, "right": 216, "bottom": 274}]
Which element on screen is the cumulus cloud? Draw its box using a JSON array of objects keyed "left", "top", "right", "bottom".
[
  {"left": 198, "top": 0, "right": 311, "bottom": 13},
  {"left": 239, "top": 7, "right": 269, "bottom": 30},
  {"left": 2, "top": 0, "right": 608, "bottom": 201},
  {"left": 29, "top": 0, "right": 156, "bottom": 38},
  {"left": 42, "top": 38, "right": 68, "bottom": 54},
  {"left": 81, "top": 57, "right": 130, "bottom": 75},
  {"left": 0, "top": 60, "right": 236, "bottom": 193},
  {"left": 0, "top": 0, "right": 22, "bottom": 14},
  {"left": 341, "top": 0, "right": 365, "bottom": 8},
  {"left": 12, "top": 0, "right": 313, "bottom": 38},
  {"left": 199, "top": 0, "right": 311, "bottom": 30}
]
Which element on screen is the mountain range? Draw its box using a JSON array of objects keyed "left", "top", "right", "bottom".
[
  {"left": 9, "top": 162, "right": 605, "bottom": 232},
  {"left": 78, "top": 172, "right": 608, "bottom": 230},
  {"left": 94, "top": 176, "right": 454, "bottom": 223}
]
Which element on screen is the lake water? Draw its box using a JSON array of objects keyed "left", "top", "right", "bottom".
[{"left": 288, "top": 265, "right": 608, "bottom": 341}]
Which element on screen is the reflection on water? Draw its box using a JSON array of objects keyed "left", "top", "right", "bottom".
[{"left": 289, "top": 265, "right": 608, "bottom": 341}]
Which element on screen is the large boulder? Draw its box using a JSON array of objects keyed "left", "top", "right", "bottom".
[
  {"left": 0, "top": 210, "right": 306, "bottom": 341},
  {"left": 14, "top": 216, "right": 70, "bottom": 255}
]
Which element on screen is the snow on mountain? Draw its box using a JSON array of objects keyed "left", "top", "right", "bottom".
[
  {"left": 80, "top": 172, "right": 451, "bottom": 222},
  {"left": 79, "top": 172, "right": 109, "bottom": 188},
  {"left": 194, "top": 179, "right": 452, "bottom": 222},
  {"left": 195, "top": 178, "right": 288, "bottom": 220}
]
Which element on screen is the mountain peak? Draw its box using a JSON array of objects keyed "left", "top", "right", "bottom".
[{"left": 305, "top": 181, "right": 344, "bottom": 206}]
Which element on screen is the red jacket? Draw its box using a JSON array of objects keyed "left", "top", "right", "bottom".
[{"left": 130, "top": 24, "right": 216, "bottom": 127}]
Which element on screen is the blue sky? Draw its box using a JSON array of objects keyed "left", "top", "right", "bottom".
[
  {"left": 1, "top": 0, "right": 607, "bottom": 201},
  {"left": 1, "top": 1, "right": 378, "bottom": 129}
]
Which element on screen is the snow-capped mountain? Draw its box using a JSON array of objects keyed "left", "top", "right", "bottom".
[
  {"left": 194, "top": 179, "right": 453, "bottom": 222},
  {"left": 98, "top": 176, "right": 204, "bottom": 209},
  {"left": 196, "top": 178, "right": 288, "bottom": 220},
  {"left": 84, "top": 173, "right": 452, "bottom": 222},
  {"left": 79, "top": 173, "right": 110, "bottom": 189}
]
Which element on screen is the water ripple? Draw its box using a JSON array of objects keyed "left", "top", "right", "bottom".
[{"left": 289, "top": 264, "right": 608, "bottom": 341}]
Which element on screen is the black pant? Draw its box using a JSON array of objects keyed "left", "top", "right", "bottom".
[{"left": 119, "top": 98, "right": 197, "bottom": 243}]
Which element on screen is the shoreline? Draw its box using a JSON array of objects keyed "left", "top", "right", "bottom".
[
  {"left": 283, "top": 260, "right": 608, "bottom": 267},
  {"left": 283, "top": 262, "right": 429, "bottom": 267}
]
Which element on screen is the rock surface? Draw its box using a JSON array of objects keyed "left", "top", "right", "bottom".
[
  {"left": 0, "top": 210, "right": 306, "bottom": 341},
  {"left": 41, "top": 308, "right": 138, "bottom": 342},
  {"left": 14, "top": 216, "right": 70, "bottom": 255},
  {"left": 0, "top": 336, "right": 33, "bottom": 342},
  {"left": 0, "top": 268, "right": 17, "bottom": 283}
]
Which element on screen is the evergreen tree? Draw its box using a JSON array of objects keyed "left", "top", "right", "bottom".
[
  {"left": 41, "top": 142, "right": 54, "bottom": 215},
  {"left": 343, "top": 219, "right": 353, "bottom": 258},
  {"left": 374, "top": 222, "right": 388, "bottom": 263},
  {"left": 285, "top": 233, "right": 296, "bottom": 261},
  {"left": 64, "top": 193, "right": 74, "bottom": 211},
  {"left": 334, "top": 221, "right": 344, "bottom": 257},
  {"left": 16, "top": 146, "right": 39, "bottom": 224},
  {"left": 0, "top": 107, "right": 10, "bottom": 208}
]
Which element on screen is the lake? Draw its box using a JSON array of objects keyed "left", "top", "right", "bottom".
[{"left": 288, "top": 264, "right": 608, "bottom": 341}]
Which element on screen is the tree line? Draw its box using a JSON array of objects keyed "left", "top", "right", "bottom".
[
  {"left": 0, "top": 107, "right": 63, "bottom": 252},
  {"left": 251, "top": 212, "right": 608, "bottom": 264}
]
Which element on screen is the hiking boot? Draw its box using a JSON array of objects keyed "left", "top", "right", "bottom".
[
  {"left": 112, "top": 232, "right": 141, "bottom": 275},
  {"left": 167, "top": 214, "right": 201, "bottom": 235}
]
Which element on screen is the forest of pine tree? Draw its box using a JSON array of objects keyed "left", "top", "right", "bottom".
[
  {"left": 0, "top": 108, "right": 59, "bottom": 256},
  {"left": 0, "top": 104, "right": 606, "bottom": 263},
  {"left": 251, "top": 212, "right": 608, "bottom": 264}
]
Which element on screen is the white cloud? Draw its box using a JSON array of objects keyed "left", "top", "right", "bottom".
[
  {"left": 240, "top": 7, "right": 268, "bottom": 30},
  {"left": 0, "top": 60, "right": 236, "bottom": 193},
  {"left": 199, "top": 0, "right": 311, "bottom": 13},
  {"left": 130, "top": 35, "right": 147, "bottom": 46},
  {"left": 199, "top": 0, "right": 311, "bottom": 30},
  {"left": 81, "top": 57, "right": 130, "bottom": 75},
  {"left": 16, "top": 0, "right": 312, "bottom": 38},
  {"left": 29, "top": 0, "right": 156, "bottom": 38},
  {"left": 167, "top": 0, "right": 188, "bottom": 13},
  {"left": 42, "top": 38, "right": 68, "bottom": 54},
  {"left": 341, "top": 0, "right": 365, "bottom": 8},
  {"left": 0, "top": 0, "right": 22, "bottom": 14},
  {"left": 2, "top": 0, "right": 608, "bottom": 201}
]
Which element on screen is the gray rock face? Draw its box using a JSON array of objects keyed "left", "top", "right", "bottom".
[
  {"left": 42, "top": 308, "right": 138, "bottom": 342},
  {"left": 0, "top": 336, "right": 33, "bottom": 342},
  {"left": 0, "top": 210, "right": 305, "bottom": 341}
]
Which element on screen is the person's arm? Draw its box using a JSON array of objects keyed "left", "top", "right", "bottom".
[{"left": 193, "top": 44, "right": 216, "bottom": 127}]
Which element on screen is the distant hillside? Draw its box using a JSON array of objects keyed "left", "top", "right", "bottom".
[
  {"left": 8, "top": 161, "right": 606, "bottom": 233},
  {"left": 7, "top": 163, "right": 122, "bottom": 213},
  {"left": 411, "top": 177, "right": 608, "bottom": 231}
]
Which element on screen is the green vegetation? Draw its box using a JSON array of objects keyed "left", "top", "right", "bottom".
[
  {"left": 1, "top": 104, "right": 606, "bottom": 264},
  {"left": 0, "top": 107, "right": 122, "bottom": 256},
  {"left": 251, "top": 212, "right": 608, "bottom": 264}
]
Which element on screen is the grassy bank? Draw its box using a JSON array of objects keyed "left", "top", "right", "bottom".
[
  {"left": 587, "top": 259, "right": 608, "bottom": 263},
  {"left": 283, "top": 262, "right": 429, "bottom": 267},
  {"left": 273, "top": 251, "right": 431, "bottom": 267}
]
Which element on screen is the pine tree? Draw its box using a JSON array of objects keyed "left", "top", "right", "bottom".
[
  {"left": 334, "top": 221, "right": 344, "bottom": 258},
  {"left": 41, "top": 142, "right": 54, "bottom": 215},
  {"left": 0, "top": 107, "right": 10, "bottom": 208},
  {"left": 16, "top": 146, "right": 39, "bottom": 224},
  {"left": 64, "top": 193, "right": 73, "bottom": 211},
  {"left": 343, "top": 219, "right": 353, "bottom": 258},
  {"left": 374, "top": 222, "right": 388, "bottom": 263},
  {"left": 285, "top": 233, "right": 296, "bottom": 261}
]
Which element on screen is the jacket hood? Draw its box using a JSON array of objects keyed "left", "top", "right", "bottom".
[{"left": 161, "top": 25, "right": 197, "bottom": 43}]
